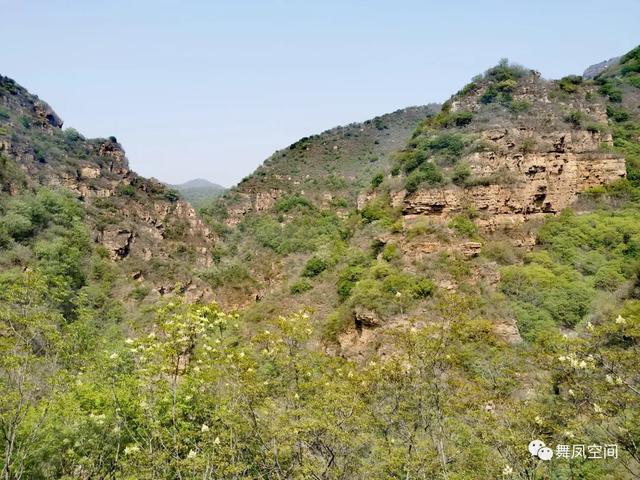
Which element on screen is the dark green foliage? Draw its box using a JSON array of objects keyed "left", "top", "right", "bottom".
[
  {"left": 163, "top": 188, "right": 180, "bottom": 202},
  {"left": 247, "top": 209, "right": 343, "bottom": 254},
  {"left": 558, "top": 75, "right": 583, "bottom": 93},
  {"left": 274, "top": 194, "right": 313, "bottom": 212},
  {"left": 448, "top": 215, "right": 477, "bottom": 237},
  {"left": 452, "top": 163, "right": 471, "bottom": 185},
  {"left": 301, "top": 256, "right": 328, "bottom": 277},
  {"left": 200, "top": 261, "right": 254, "bottom": 288},
  {"left": 336, "top": 265, "right": 365, "bottom": 300},
  {"left": 564, "top": 110, "right": 584, "bottom": 127},
  {"left": 599, "top": 81, "right": 623, "bottom": 102},
  {"left": 480, "top": 86, "right": 498, "bottom": 104},
  {"left": 405, "top": 163, "right": 443, "bottom": 193},
  {"left": 290, "top": 279, "right": 312, "bottom": 294},
  {"left": 381, "top": 243, "right": 400, "bottom": 262},
  {"left": 426, "top": 133, "right": 465, "bottom": 158},
  {"left": 370, "top": 172, "right": 384, "bottom": 189},
  {"left": 607, "top": 105, "right": 630, "bottom": 123},
  {"left": 360, "top": 195, "right": 400, "bottom": 225},
  {"left": 119, "top": 184, "right": 136, "bottom": 197},
  {"left": 501, "top": 258, "right": 592, "bottom": 336}
]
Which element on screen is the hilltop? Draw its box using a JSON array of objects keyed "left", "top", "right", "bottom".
[{"left": 170, "top": 178, "right": 226, "bottom": 207}]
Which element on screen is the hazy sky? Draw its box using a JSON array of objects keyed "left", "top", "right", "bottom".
[{"left": 2, "top": 1, "right": 639, "bottom": 186}]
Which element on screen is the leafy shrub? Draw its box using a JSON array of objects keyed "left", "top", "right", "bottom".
[
  {"left": 585, "top": 122, "right": 608, "bottom": 134},
  {"left": 594, "top": 264, "right": 625, "bottom": 291},
  {"left": 558, "top": 75, "right": 583, "bottom": 93},
  {"left": 509, "top": 99, "right": 531, "bottom": 113},
  {"left": 120, "top": 185, "right": 136, "bottom": 197},
  {"left": 290, "top": 279, "right": 313, "bottom": 294},
  {"left": 501, "top": 260, "right": 592, "bottom": 331},
  {"left": 448, "top": 216, "right": 477, "bottom": 237},
  {"left": 274, "top": 195, "right": 313, "bottom": 212},
  {"left": 370, "top": 172, "right": 384, "bottom": 189},
  {"left": 564, "top": 110, "right": 584, "bottom": 127},
  {"left": 599, "top": 81, "right": 623, "bottom": 102},
  {"left": 163, "top": 188, "right": 180, "bottom": 202},
  {"left": 496, "top": 79, "right": 517, "bottom": 92},
  {"left": 405, "top": 163, "right": 443, "bottom": 193},
  {"left": 337, "top": 265, "right": 365, "bottom": 299},
  {"left": 302, "top": 256, "right": 328, "bottom": 277},
  {"left": 426, "top": 133, "right": 466, "bottom": 158},
  {"left": 381, "top": 243, "right": 400, "bottom": 262},
  {"left": 410, "top": 278, "right": 435, "bottom": 298},
  {"left": 452, "top": 163, "right": 471, "bottom": 185},
  {"left": 360, "top": 195, "right": 400, "bottom": 225},
  {"left": 606, "top": 105, "right": 629, "bottom": 123}
]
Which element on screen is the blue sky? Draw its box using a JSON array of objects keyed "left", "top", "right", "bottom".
[{"left": 2, "top": 0, "right": 639, "bottom": 186}]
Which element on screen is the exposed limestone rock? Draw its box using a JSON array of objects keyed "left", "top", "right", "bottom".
[
  {"left": 225, "top": 189, "right": 282, "bottom": 225},
  {"left": 459, "top": 241, "right": 482, "bottom": 257},
  {"left": 33, "top": 102, "right": 63, "bottom": 129},
  {"left": 354, "top": 306, "right": 382, "bottom": 328},
  {"left": 98, "top": 139, "right": 130, "bottom": 175},
  {"left": 403, "top": 129, "right": 625, "bottom": 220},
  {"left": 79, "top": 166, "right": 101, "bottom": 179},
  {"left": 101, "top": 229, "right": 135, "bottom": 260}
]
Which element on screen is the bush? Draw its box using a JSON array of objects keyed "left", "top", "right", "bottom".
[
  {"left": 302, "top": 256, "right": 328, "bottom": 277},
  {"left": 163, "top": 188, "right": 180, "bottom": 202},
  {"left": 120, "top": 185, "right": 136, "bottom": 197},
  {"left": 405, "top": 163, "right": 443, "bottom": 193},
  {"left": 448, "top": 215, "right": 477, "bottom": 237},
  {"left": 501, "top": 261, "right": 592, "bottom": 329},
  {"left": 564, "top": 110, "right": 584, "bottom": 127},
  {"left": 558, "top": 75, "right": 583, "bottom": 93},
  {"left": 509, "top": 100, "right": 531, "bottom": 114},
  {"left": 426, "top": 133, "right": 466, "bottom": 158},
  {"left": 337, "top": 265, "right": 365, "bottom": 299},
  {"left": 381, "top": 243, "right": 400, "bottom": 262},
  {"left": 370, "top": 172, "right": 384, "bottom": 189},
  {"left": 410, "top": 278, "right": 435, "bottom": 298},
  {"left": 274, "top": 195, "right": 313, "bottom": 212},
  {"left": 594, "top": 264, "right": 625, "bottom": 291},
  {"left": 599, "top": 81, "right": 623, "bottom": 102},
  {"left": 452, "top": 163, "right": 471, "bottom": 185},
  {"left": 360, "top": 195, "right": 400, "bottom": 225},
  {"left": 290, "top": 280, "right": 313, "bottom": 294},
  {"left": 606, "top": 105, "right": 630, "bottom": 123}
]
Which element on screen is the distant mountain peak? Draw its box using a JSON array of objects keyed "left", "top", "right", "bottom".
[
  {"left": 582, "top": 56, "right": 621, "bottom": 79},
  {"left": 174, "top": 178, "right": 224, "bottom": 189}
]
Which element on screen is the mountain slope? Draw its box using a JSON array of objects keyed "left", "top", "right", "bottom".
[
  {"left": 199, "top": 50, "right": 640, "bottom": 357},
  {"left": 2, "top": 46, "right": 640, "bottom": 479},
  {"left": 0, "top": 75, "right": 215, "bottom": 310},
  {"left": 170, "top": 178, "right": 225, "bottom": 208}
]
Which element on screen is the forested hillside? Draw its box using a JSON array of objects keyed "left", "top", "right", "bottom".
[{"left": 1, "top": 46, "right": 640, "bottom": 479}]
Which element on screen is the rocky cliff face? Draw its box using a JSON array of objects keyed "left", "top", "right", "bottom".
[
  {"left": 402, "top": 128, "right": 625, "bottom": 221},
  {"left": 395, "top": 68, "right": 626, "bottom": 243},
  {"left": 0, "top": 75, "right": 214, "bottom": 301}
]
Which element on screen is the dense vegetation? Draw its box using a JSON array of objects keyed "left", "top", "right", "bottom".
[{"left": 3, "top": 46, "right": 640, "bottom": 478}]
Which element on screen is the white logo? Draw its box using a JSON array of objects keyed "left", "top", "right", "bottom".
[{"left": 529, "top": 440, "right": 554, "bottom": 461}]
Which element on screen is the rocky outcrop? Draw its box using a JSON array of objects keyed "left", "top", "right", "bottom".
[
  {"left": 403, "top": 128, "right": 625, "bottom": 220},
  {"left": 225, "top": 189, "right": 282, "bottom": 225},
  {"left": 583, "top": 57, "right": 621, "bottom": 80}
]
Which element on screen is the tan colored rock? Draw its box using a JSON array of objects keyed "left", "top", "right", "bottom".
[
  {"left": 458, "top": 241, "right": 482, "bottom": 257},
  {"left": 354, "top": 306, "right": 382, "bottom": 328},
  {"left": 79, "top": 166, "right": 101, "bottom": 179}
]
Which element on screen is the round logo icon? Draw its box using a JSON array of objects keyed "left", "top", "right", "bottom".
[
  {"left": 537, "top": 447, "right": 554, "bottom": 461},
  {"left": 528, "top": 440, "right": 545, "bottom": 456}
]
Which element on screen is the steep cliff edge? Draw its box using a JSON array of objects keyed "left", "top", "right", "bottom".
[{"left": 0, "top": 75, "right": 214, "bottom": 302}]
